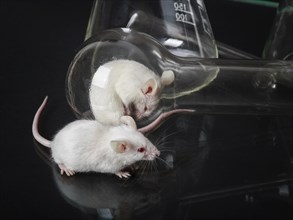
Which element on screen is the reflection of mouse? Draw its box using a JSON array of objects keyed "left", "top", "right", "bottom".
[
  {"left": 52, "top": 167, "right": 161, "bottom": 219},
  {"left": 32, "top": 97, "right": 160, "bottom": 178},
  {"left": 89, "top": 59, "right": 175, "bottom": 125}
]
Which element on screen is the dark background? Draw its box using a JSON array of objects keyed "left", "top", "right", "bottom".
[{"left": 2, "top": 0, "right": 292, "bottom": 219}]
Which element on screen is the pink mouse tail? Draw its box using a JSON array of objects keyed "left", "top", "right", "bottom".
[
  {"left": 32, "top": 96, "right": 51, "bottom": 147},
  {"left": 138, "top": 109, "right": 195, "bottom": 133}
]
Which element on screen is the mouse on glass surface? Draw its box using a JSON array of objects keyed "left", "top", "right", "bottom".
[
  {"left": 89, "top": 59, "right": 175, "bottom": 126},
  {"left": 32, "top": 97, "right": 160, "bottom": 178}
]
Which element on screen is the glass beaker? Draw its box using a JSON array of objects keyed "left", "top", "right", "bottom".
[
  {"left": 263, "top": 0, "right": 293, "bottom": 61},
  {"left": 263, "top": 0, "right": 293, "bottom": 87},
  {"left": 85, "top": 0, "right": 218, "bottom": 58}
]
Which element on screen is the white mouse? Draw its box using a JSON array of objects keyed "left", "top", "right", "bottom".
[
  {"left": 89, "top": 59, "right": 175, "bottom": 125},
  {"left": 32, "top": 97, "right": 160, "bottom": 178}
]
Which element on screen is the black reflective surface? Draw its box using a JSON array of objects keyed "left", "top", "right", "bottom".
[{"left": 2, "top": 0, "right": 292, "bottom": 219}]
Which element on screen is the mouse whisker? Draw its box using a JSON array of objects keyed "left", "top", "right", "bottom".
[
  {"left": 156, "top": 142, "right": 176, "bottom": 149},
  {"left": 158, "top": 149, "right": 176, "bottom": 153},
  {"left": 143, "top": 161, "right": 149, "bottom": 175},
  {"left": 156, "top": 142, "right": 176, "bottom": 153},
  {"left": 145, "top": 161, "right": 151, "bottom": 174},
  {"left": 155, "top": 156, "right": 172, "bottom": 169},
  {"left": 153, "top": 130, "right": 182, "bottom": 146},
  {"left": 148, "top": 161, "right": 154, "bottom": 174},
  {"left": 152, "top": 160, "right": 159, "bottom": 174},
  {"left": 160, "top": 130, "right": 182, "bottom": 141},
  {"left": 155, "top": 140, "right": 175, "bottom": 151},
  {"left": 138, "top": 161, "right": 147, "bottom": 177}
]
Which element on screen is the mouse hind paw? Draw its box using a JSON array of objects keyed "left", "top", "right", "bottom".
[
  {"left": 115, "top": 171, "right": 131, "bottom": 179},
  {"left": 58, "top": 163, "right": 76, "bottom": 176}
]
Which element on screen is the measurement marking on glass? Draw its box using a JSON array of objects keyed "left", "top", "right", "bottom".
[
  {"left": 175, "top": 9, "right": 192, "bottom": 14},
  {"left": 173, "top": 0, "right": 204, "bottom": 56},
  {"left": 174, "top": 1, "right": 195, "bottom": 25},
  {"left": 175, "top": 18, "right": 195, "bottom": 26}
]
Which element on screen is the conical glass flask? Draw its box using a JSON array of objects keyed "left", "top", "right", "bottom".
[
  {"left": 263, "top": 0, "right": 293, "bottom": 61},
  {"left": 85, "top": 0, "right": 218, "bottom": 58},
  {"left": 263, "top": 0, "right": 293, "bottom": 87}
]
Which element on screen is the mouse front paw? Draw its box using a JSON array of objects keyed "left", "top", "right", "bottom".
[
  {"left": 115, "top": 171, "right": 131, "bottom": 179},
  {"left": 58, "top": 163, "right": 75, "bottom": 176}
]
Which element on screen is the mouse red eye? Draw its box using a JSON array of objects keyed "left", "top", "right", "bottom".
[
  {"left": 144, "top": 106, "right": 148, "bottom": 111},
  {"left": 137, "top": 147, "right": 145, "bottom": 153}
]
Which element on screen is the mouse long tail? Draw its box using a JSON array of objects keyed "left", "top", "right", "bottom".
[
  {"left": 32, "top": 96, "right": 51, "bottom": 147},
  {"left": 138, "top": 109, "right": 195, "bottom": 133}
]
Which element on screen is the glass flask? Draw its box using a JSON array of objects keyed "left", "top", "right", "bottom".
[
  {"left": 68, "top": 0, "right": 220, "bottom": 121},
  {"left": 84, "top": 0, "right": 260, "bottom": 60},
  {"left": 263, "top": 0, "right": 293, "bottom": 87},
  {"left": 85, "top": 0, "right": 218, "bottom": 58},
  {"left": 38, "top": 2, "right": 293, "bottom": 218},
  {"left": 66, "top": 28, "right": 293, "bottom": 121},
  {"left": 263, "top": 0, "right": 293, "bottom": 60}
]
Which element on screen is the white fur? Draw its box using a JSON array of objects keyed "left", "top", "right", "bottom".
[
  {"left": 50, "top": 119, "right": 158, "bottom": 174},
  {"left": 89, "top": 60, "right": 174, "bottom": 125},
  {"left": 32, "top": 97, "right": 160, "bottom": 177}
]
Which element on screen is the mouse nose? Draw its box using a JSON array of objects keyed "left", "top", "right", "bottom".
[{"left": 155, "top": 150, "right": 160, "bottom": 157}]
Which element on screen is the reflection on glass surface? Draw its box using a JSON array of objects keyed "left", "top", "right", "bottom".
[
  {"left": 28, "top": 0, "right": 293, "bottom": 219},
  {"left": 33, "top": 113, "right": 293, "bottom": 219},
  {"left": 66, "top": 28, "right": 293, "bottom": 120},
  {"left": 263, "top": 0, "right": 292, "bottom": 53},
  {"left": 86, "top": 0, "right": 217, "bottom": 58},
  {"left": 263, "top": 0, "right": 293, "bottom": 88}
]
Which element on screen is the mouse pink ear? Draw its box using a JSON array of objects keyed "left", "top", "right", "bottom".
[
  {"left": 120, "top": 116, "right": 137, "bottom": 130},
  {"left": 111, "top": 140, "right": 129, "bottom": 153},
  {"left": 142, "top": 78, "right": 157, "bottom": 95}
]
